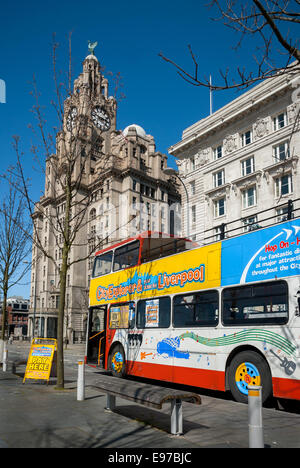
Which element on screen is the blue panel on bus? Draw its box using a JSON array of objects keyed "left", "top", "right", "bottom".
[{"left": 221, "top": 218, "right": 300, "bottom": 286}]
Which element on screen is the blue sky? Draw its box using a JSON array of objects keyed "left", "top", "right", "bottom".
[{"left": 0, "top": 0, "right": 295, "bottom": 297}]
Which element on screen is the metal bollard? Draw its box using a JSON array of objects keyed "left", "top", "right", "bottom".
[
  {"left": 248, "top": 385, "right": 264, "bottom": 448},
  {"left": 2, "top": 342, "right": 8, "bottom": 372},
  {"left": 171, "top": 399, "right": 183, "bottom": 436},
  {"left": 105, "top": 394, "right": 116, "bottom": 412},
  {"left": 77, "top": 360, "right": 85, "bottom": 401}
]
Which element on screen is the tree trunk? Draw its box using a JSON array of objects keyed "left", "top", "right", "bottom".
[
  {"left": 1, "top": 266, "right": 9, "bottom": 342},
  {"left": 1, "top": 296, "right": 7, "bottom": 342},
  {"left": 56, "top": 249, "right": 67, "bottom": 389},
  {"left": 55, "top": 179, "right": 71, "bottom": 390}
]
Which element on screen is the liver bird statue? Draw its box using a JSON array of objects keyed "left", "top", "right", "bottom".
[{"left": 88, "top": 41, "right": 98, "bottom": 55}]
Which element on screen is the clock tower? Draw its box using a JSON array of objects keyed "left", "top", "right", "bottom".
[{"left": 61, "top": 51, "right": 117, "bottom": 181}]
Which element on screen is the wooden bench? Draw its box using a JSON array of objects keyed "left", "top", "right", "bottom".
[{"left": 91, "top": 374, "right": 201, "bottom": 436}]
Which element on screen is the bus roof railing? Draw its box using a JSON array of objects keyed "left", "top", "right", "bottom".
[
  {"left": 93, "top": 197, "right": 300, "bottom": 260},
  {"left": 94, "top": 231, "right": 195, "bottom": 257}
]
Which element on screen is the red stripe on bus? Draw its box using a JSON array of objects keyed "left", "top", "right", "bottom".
[
  {"left": 173, "top": 365, "right": 225, "bottom": 392},
  {"left": 126, "top": 360, "right": 225, "bottom": 392},
  {"left": 272, "top": 377, "right": 300, "bottom": 400}
]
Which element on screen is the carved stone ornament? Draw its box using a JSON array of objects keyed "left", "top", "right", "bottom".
[
  {"left": 287, "top": 103, "right": 297, "bottom": 124},
  {"left": 177, "top": 158, "right": 189, "bottom": 175},
  {"left": 176, "top": 159, "right": 184, "bottom": 175},
  {"left": 254, "top": 118, "right": 269, "bottom": 139},
  {"left": 224, "top": 134, "right": 237, "bottom": 154},
  {"left": 196, "top": 148, "right": 210, "bottom": 167}
]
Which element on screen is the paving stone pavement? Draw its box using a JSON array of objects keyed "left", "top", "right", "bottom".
[{"left": 1, "top": 342, "right": 300, "bottom": 450}]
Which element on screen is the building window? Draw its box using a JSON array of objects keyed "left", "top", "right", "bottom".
[
  {"left": 191, "top": 205, "right": 196, "bottom": 224},
  {"left": 241, "top": 130, "right": 252, "bottom": 146},
  {"left": 273, "top": 141, "right": 290, "bottom": 161},
  {"left": 214, "top": 225, "right": 225, "bottom": 241},
  {"left": 213, "top": 145, "right": 223, "bottom": 160},
  {"left": 133, "top": 179, "right": 137, "bottom": 191},
  {"left": 241, "top": 156, "right": 255, "bottom": 176},
  {"left": 275, "top": 174, "right": 293, "bottom": 197},
  {"left": 190, "top": 157, "right": 195, "bottom": 171},
  {"left": 214, "top": 198, "right": 225, "bottom": 217},
  {"left": 276, "top": 206, "right": 289, "bottom": 223},
  {"left": 243, "top": 215, "right": 258, "bottom": 232},
  {"left": 242, "top": 186, "right": 256, "bottom": 208},
  {"left": 213, "top": 169, "right": 225, "bottom": 187},
  {"left": 273, "top": 112, "right": 287, "bottom": 131},
  {"left": 190, "top": 180, "right": 196, "bottom": 195}
]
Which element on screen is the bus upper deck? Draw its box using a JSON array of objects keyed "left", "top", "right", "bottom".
[{"left": 92, "top": 231, "right": 197, "bottom": 279}]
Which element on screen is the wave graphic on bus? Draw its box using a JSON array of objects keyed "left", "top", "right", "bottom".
[
  {"left": 157, "top": 337, "right": 190, "bottom": 359},
  {"left": 179, "top": 329, "right": 297, "bottom": 357}
]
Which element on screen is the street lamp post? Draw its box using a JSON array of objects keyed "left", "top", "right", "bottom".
[{"left": 163, "top": 168, "right": 190, "bottom": 239}]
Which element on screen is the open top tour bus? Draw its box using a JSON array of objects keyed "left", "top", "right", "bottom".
[{"left": 86, "top": 220, "right": 300, "bottom": 404}]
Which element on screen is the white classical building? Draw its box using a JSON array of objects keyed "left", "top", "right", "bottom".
[{"left": 168, "top": 71, "right": 300, "bottom": 244}]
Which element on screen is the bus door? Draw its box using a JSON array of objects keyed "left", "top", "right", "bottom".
[{"left": 86, "top": 306, "right": 107, "bottom": 366}]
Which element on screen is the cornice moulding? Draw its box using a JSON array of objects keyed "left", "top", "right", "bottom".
[{"left": 169, "top": 73, "right": 296, "bottom": 157}]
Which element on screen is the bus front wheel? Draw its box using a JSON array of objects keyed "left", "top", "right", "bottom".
[
  {"left": 108, "top": 345, "right": 126, "bottom": 378},
  {"left": 228, "top": 350, "right": 272, "bottom": 404}
]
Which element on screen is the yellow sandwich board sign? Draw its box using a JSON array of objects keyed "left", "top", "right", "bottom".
[{"left": 23, "top": 338, "right": 57, "bottom": 384}]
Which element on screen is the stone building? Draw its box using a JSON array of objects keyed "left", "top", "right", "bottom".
[
  {"left": 28, "top": 51, "right": 180, "bottom": 342},
  {"left": 168, "top": 70, "right": 300, "bottom": 244}
]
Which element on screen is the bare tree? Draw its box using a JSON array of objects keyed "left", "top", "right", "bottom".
[
  {"left": 0, "top": 176, "right": 31, "bottom": 342},
  {"left": 159, "top": 0, "right": 300, "bottom": 91}
]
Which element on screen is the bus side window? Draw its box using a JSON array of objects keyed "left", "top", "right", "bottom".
[
  {"left": 137, "top": 297, "right": 171, "bottom": 329},
  {"left": 113, "top": 241, "right": 140, "bottom": 271},
  {"left": 222, "top": 281, "right": 288, "bottom": 326},
  {"left": 93, "top": 251, "right": 113, "bottom": 277},
  {"left": 109, "top": 302, "right": 135, "bottom": 329},
  {"left": 173, "top": 291, "right": 219, "bottom": 327}
]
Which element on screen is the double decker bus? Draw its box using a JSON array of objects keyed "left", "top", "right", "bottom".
[{"left": 86, "top": 219, "right": 300, "bottom": 404}]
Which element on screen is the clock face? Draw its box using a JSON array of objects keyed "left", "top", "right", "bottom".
[
  {"left": 91, "top": 106, "right": 111, "bottom": 131},
  {"left": 66, "top": 106, "right": 78, "bottom": 131}
]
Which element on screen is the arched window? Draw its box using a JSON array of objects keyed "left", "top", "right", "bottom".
[{"left": 90, "top": 208, "right": 96, "bottom": 221}]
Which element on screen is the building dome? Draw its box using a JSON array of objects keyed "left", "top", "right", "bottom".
[
  {"left": 123, "top": 124, "right": 146, "bottom": 138},
  {"left": 84, "top": 54, "right": 99, "bottom": 61}
]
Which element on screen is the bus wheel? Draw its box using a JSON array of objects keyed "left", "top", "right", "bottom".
[
  {"left": 109, "top": 345, "right": 126, "bottom": 378},
  {"left": 228, "top": 350, "right": 272, "bottom": 404}
]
